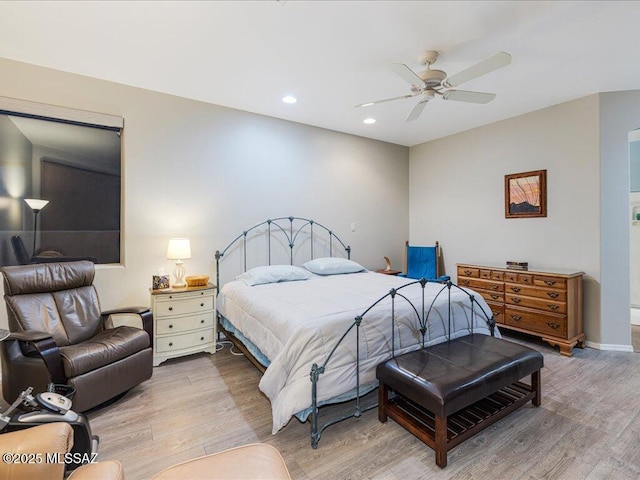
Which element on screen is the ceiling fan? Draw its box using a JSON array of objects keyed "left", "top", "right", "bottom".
[{"left": 355, "top": 50, "right": 512, "bottom": 121}]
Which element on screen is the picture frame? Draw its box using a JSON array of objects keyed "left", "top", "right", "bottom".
[{"left": 504, "top": 169, "right": 547, "bottom": 218}]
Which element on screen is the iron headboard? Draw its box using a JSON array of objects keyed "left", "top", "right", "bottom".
[{"left": 215, "top": 216, "right": 351, "bottom": 288}]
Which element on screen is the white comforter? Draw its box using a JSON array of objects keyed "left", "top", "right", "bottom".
[{"left": 217, "top": 271, "right": 497, "bottom": 433}]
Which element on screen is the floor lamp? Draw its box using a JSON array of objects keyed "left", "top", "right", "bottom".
[{"left": 24, "top": 198, "right": 49, "bottom": 257}]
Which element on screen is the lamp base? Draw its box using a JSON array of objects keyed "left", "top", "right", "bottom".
[{"left": 172, "top": 261, "right": 186, "bottom": 288}]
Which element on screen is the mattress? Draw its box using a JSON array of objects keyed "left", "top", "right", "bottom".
[{"left": 217, "top": 271, "right": 497, "bottom": 433}]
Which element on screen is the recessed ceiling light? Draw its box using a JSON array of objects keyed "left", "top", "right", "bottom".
[
  {"left": 282, "top": 96, "right": 297, "bottom": 104},
  {"left": 363, "top": 118, "right": 376, "bottom": 124}
]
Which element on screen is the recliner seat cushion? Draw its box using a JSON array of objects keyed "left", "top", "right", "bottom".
[{"left": 60, "top": 326, "right": 150, "bottom": 377}]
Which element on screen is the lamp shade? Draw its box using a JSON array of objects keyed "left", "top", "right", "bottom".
[
  {"left": 24, "top": 198, "right": 49, "bottom": 211},
  {"left": 167, "top": 238, "right": 191, "bottom": 260}
]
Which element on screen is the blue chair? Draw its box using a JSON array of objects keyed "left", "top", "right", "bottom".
[{"left": 399, "top": 241, "right": 450, "bottom": 282}]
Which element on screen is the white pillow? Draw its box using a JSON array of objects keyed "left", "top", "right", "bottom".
[
  {"left": 303, "top": 257, "right": 365, "bottom": 275},
  {"left": 236, "top": 265, "right": 312, "bottom": 286}
]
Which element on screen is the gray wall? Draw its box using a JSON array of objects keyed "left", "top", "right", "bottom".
[
  {"left": 0, "top": 57, "right": 409, "bottom": 328},
  {"left": 598, "top": 91, "right": 640, "bottom": 347},
  {"left": 410, "top": 95, "right": 607, "bottom": 346}
]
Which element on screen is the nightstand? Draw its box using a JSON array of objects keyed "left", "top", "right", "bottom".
[
  {"left": 150, "top": 283, "right": 217, "bottom": 366},
  {"left": 375, "top": 269, "right": 402, "bottom": 276}
]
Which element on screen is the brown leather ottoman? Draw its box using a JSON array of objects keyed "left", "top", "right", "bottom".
[{"left": 377, "top": 334, "right": 543, "bottom": 468}]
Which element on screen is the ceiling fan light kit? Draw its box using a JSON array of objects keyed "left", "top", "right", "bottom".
[{"left": 355, "top": 50, "right": 512, "bottom": 121}]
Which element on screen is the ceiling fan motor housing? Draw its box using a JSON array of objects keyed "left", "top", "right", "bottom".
[{"left": 419, "top": 69, "right": 447, "bottom": 88}]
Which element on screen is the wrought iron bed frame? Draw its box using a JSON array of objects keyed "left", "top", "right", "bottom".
[{"left": 214, "top": 216, "right": 496, "bottom": 448}]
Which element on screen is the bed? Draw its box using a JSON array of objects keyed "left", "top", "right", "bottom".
[{"left": 215, "top": 217, "right": 497, "bottom": 446}]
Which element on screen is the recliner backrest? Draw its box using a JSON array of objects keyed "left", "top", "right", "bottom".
[{"left": 2, "top": 261, "right": 101, "bottom": 346}]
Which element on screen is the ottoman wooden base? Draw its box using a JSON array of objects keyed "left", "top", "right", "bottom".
[{"left": 379, "top": 377, "right": 539, "bottom": 468}]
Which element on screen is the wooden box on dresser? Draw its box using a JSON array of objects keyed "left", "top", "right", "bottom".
[
  {"left": 150, "top": 283, "right": 217, "bottom": 366},
  {"left": 456, "top": 264, "right": 585, "bottom": 356}
]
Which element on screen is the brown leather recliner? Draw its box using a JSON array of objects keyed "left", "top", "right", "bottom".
[{"left": 1, "top": 261, "right": 153, "bottom": 412}]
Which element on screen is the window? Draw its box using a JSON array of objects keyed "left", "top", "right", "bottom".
[{"left": 0, "top": 96, "right": 123, "bottom": 267}]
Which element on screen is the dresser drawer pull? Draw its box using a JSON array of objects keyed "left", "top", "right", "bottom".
[
  {"left": 510, "top": 287, "right": 521, "bottom": 293},
  {"left": 464, "top": 270, "right": 473, "bottom": 275},
  {"left": 546, "top": 322, "right": 560, "bottom": 329},
  {"left": 491, "top": 285, "right": 499, "bottom": 291},
  {"left": 461, "top": 280, "right": 470, "bottom": 286},
  {"left": 544, "top": 280, "right": 556, "bottom": 286},
  {"left": 511, "top": 297, "right": 521, "bottom": 304},
  {"left": 547, "top": 292, "right": 559, "bottom": 299},
  {"left": 547, "top": 304, "right": 559, "bottom": 311},
  {"left": 510, "top": 315, "right": 522, "bottom": 321},
  {"left": 490, "top": 294, "right": 500, "bottom": 300}
]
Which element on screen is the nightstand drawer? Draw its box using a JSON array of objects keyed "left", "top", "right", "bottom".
[
  {"left": 156, "top": 329, "right": 215, "bottom": 353},
  {"left": 156, "top": 314, "right": 214, "bottom": 335},
  {"left": 155, "top": 295, "right": 214, "bottom": 317}
]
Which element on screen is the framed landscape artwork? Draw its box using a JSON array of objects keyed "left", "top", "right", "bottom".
[{"left": 504, "top": 169, "right": 547, "bottom": 218}]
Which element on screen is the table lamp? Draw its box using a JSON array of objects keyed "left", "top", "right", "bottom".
[
  {"left": 167, "top": 238, "right": 191, "bottom": 287},
  {"left": 24, "top": 198, "right": 50, "bottom": 257}
]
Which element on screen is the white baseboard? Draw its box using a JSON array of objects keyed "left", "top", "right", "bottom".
[{"left": 585, "top": 340, "right": 634, "bottom": 352}]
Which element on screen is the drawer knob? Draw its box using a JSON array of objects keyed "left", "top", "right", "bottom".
[
  {"left": 547, "top": 292, "right": 559, "bottom": 299},
  {"left": 200, "top": 319, "right": 205, "bottom": 324},
  {"left": 464, "top": 270, "right": 472, "bottom": 275},
  {"left": 490, "top": 294, "right": 500, "bottom": 300},
  {"left": 510, "top": 287, "right": 521, "bottom": 293},
  {"left": 169, "top": 324, "right": 173, "bottom": 329},
  {"left": 548, "top": 304, "right": 559, "bottom": 311},
  {"left": 511, "top": 297, "right": 521, "bottom": 304},
  {"left": 511, "top": 315, "right": 522, "bottom": 321},
  {"left": 547, "top": 322, "right": 560, "bottom": 329},
  {"left": 491, "top": 285, "right": 499, "bottom": 291},
  {"left": 461, "top": 280, "right": 470, "bottom": 286},
  {"left": 200, "top": 303, "right": 204, "bottom": 307},
  {"left": 544, "top": 280, "right": 556, "bottom": 286},
  {"left": 169, "top": 342, "right": 173, "bottom": 347},
  {"left": 200, "top": 336, "right": 204, "bottom": 341},
  {"left": 168, "top": 307, "right": 173, "bottom": 311}
]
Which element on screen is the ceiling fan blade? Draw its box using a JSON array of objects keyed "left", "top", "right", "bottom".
[
  {"left": 442, "top": 90, "right": 496, "bottom": 104},
  {"left": 444, "top": 52, "right": 511, "bottom": 87},
  {"left": 389, "top": 63, "right": 426, "bottom": 87},
  {"left": 406, "top": 100, "right": 429, "bottom": 122},
  {"left": 354, "top": 94, "right": 416, "bottom": 108}
]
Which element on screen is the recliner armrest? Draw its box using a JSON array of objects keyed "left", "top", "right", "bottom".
[
  {"left": 7, "top": 330, "right": 53, "bottom": 342},
  {"left": 101, "top": 307, "right": 154, "bottom": 349}
]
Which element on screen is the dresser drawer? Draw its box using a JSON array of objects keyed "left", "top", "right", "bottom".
[
  {"left": 533, "top": 275, "right": 567, "bottom": 289},
  {"left": 486, "top": 302, "right": 504, "bottom": 324},
  {"left": 504, "top": 272, "right": 533, "bottom": 285},
  {"left": 505, "top": 307, "right": 567, "bottom": 338},
  {"left": 156, "top": 313, "right": 214, "bottom": 335},
  {"left": 477, "top": 289, "right": 504, "bottom": 304},
  {"left": 504, "top": 283, "right": 567, "bottom": 301},
  {"left": 155, "top": 294, "right": 214, "bottom": 317},
  {"left": 458, "top": 266, "right": 479, "bottom": 278},
  {"left": 505, "top": 294, "right": 566, "bottom": 314},
  {"left": 458, "top": 277, "right": 504, "bottom": 292},
  {"left": 156, "top": 329, "right": 215, "bottom": 353}
]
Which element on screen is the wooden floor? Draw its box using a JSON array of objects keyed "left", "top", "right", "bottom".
[{"left": 87, "top": 334, "right": 640, "bottom": 480}]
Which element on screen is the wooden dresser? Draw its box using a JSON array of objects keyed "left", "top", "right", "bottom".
[{"left": 456, "top": 264, "right": 585, "bottom": 356}]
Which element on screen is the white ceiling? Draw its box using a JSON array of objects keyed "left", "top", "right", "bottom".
[{"left": 1, "top": 1, "right": 639, "bottom": 147}]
